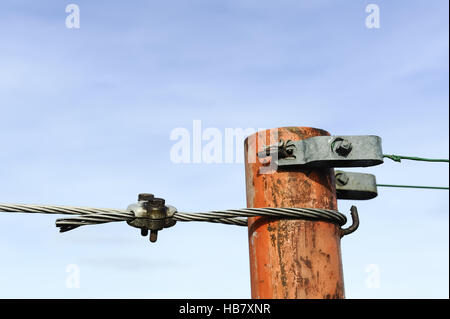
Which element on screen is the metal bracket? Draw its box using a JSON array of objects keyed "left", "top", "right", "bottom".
[
  {"left": 335, "top": 171, "right": 378, "bottom": 200},
  {"left": 126, "top": 193, "right": 176, "bottom": 243},
  {"left": 340, "top": 206, "right": 359, "bottom": 237},
  {"left": 259, "top": 135, "right": 383, "bottom": 169}
]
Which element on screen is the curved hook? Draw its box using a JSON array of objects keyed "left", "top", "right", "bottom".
[{"left": 340, "top": 206, "right": 359, "bottom": 237}]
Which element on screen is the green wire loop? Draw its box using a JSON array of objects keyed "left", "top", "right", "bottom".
[
  {"left": 381, "top": 154, "right": 448, "bottom": 189},
  {"left": 384, "top": 154, "right": 449, "bottom": 163}
]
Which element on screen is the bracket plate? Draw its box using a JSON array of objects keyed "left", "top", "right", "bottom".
[
  {"left": 274, "top": 135, "right": 383, "bottom": 169},
  {"left": 335, "top": 171, "right": 378, "bottom": 200}
]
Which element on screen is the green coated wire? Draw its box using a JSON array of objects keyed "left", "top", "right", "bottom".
[
  {"left": 383, "top": 154, "right": 449, "bottom": 163},
  {"left": 380, "top": 154, "right": 448, "bottom": 189},
  {"left": 377, "top": 184, "right": 449, "bottom": 190}
]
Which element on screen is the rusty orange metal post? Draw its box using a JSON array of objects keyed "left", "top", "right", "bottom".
[{"left": 244, "top": 127, "right": 344, "bottom": 299}]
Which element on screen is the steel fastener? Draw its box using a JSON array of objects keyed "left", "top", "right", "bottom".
[
  {"left": 332, "top": 138, "right": 353, "bottom": 157},
  {"left": 258, "top": 139, "right": 296, "bottom": 159},
  {"left": 127, "top": 194, "right": 176, "bottom": 243},
  {"left": 335, "top": 172, "right": 349, "bottom": 186},
  {"left": 138, "top": 193, "right": 154, "bottom": 201}
]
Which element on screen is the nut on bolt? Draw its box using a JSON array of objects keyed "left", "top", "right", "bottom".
[
  {"left": 258, "top": 139, "right": 296, "bottom": 159},
  {"left": 146, "top": 198, "right": 166, "bottom": 243},
  {"left": 335, "top": 172, "right": 349, "bottom": 186},
  {"left": 332, "top": 138, "right": 353, "bottom": 157},
  {"left": 127, "top": 193, "right": 176, "bottom": 243},
  {"left": 138, "top": 193, "right": 154, "bottom": 201},
  {"left": 137, "top": 193, "right": 153, "bottom": 238}
]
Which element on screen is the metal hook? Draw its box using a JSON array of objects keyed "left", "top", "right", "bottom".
[{"left": 340, "top": 206, "right": 359, "bottom": 237}]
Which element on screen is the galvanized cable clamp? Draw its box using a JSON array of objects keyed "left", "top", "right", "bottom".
[
  {"left": 258, "top": 135, "right": 384, "bottom": 169},
  {"left": 126, "top": 193, "right": 176, "bottom": 243},
  {"left": 335, "top": 171, "right": 378, "bottom": 200}
]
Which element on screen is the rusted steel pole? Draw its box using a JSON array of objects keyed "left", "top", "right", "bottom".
[{"left": 244, "top": 127, "right": 344, "bottom": 299}]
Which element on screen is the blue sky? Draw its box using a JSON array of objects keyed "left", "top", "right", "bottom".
[{"left": 0, "top": 0, "right": 448, "bottom": 298}]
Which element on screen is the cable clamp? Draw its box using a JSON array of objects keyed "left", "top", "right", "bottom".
[
  {"left": 258, "top": 135, "right": 384, "bottom": 169},
  {"left": 335, "top": 171, "right": 378, "bottom": 200},
  {"left": 126, "top": 193, "right": 177, "bottom": 243}
]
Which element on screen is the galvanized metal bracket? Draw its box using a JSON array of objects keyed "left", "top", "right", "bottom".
[
  {"left": 126, "top": 193, "right": 176, "bottom": 243},
  {"left": 335, "top": 171, "right": 378, "bottom": 200},
  {"left": 259, "top": 135, "right": 383, "bottom": 169}
]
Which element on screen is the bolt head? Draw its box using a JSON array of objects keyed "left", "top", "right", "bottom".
[
  {"left": 334, "top": 139, "right": 353, "bottom": 157},
  {"left": 138, "top": 193, "right": 154, "bottom": 201},
  {"left": 335, "top": 172, "right": 349, "bottom": 186},
  {"left": 150, "top": 198, "right": 165, "bottom": 208}
]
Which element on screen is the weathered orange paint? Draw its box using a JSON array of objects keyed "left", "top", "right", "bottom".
[{"left": 244, "top": 127, "right": 345, "bottom": 299}]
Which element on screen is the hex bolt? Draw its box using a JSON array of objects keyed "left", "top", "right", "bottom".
[
  {"left": 335, "top": 172, "right": 349, "bottom": 186},
  {"left": 333, "top": 138, "right": 353, "bottom": 157},
  {"left": 150, "top": 230, "right": 158, "bottom": 242},
  {"left": 151, "top": 198, "right": 165, "bottom": 208},
  {"left": 138, "top": 193, "right": 154, "bottom": 201},
  {"left": 147, "top": 198, "right": 166, "bottom": 243}
]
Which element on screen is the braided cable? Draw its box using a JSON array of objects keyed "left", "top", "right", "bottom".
[{"left": 0, "top": 204, "right": 346, "bottom": 232}]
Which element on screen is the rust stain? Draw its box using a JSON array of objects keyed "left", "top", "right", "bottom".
[
  {"left": 299, "top": 256, "right": 312, "bottom": 269},
  {"left": 245, "top": 127, "right": 344, "bottom": 299}
]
